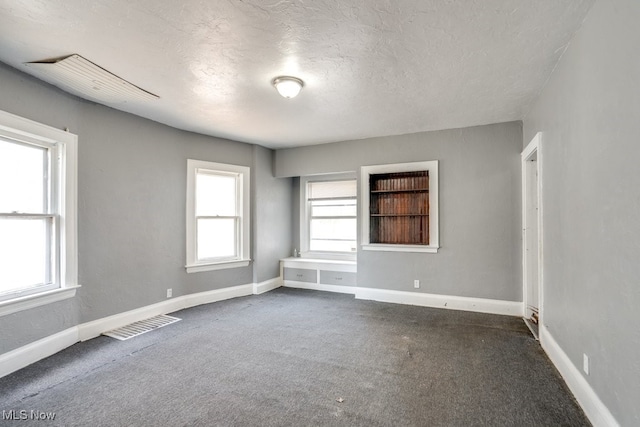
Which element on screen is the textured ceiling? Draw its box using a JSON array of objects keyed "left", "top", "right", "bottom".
[{"left": 0, "top": 0, "right": 594, "bottom": 149}]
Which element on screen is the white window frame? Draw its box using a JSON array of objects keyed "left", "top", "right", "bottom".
[
  {"left": 300, "top": 173, "right": 357, "bottom": 261},
  {"left": 0, "top": 109, "right": 79, "bottom": 317},
  {"left": 186, "top": 159, "right": 250, "bottom": 273},
  {"left": 360, "top": 161, "right": 439, "bottom": 253}
]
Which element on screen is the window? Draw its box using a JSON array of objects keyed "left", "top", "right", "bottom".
[
  {"left": 0, "top": 109, "right": 78, "bottom": 316},
  {"left": 361, "top": 161, "right": 439, "bottom": 253},
  {"left": 301, "top": 176, "right": 357, "bottom": 258},
  {"left": 186, "top": 160, "right": 250, "bottom": 272}
]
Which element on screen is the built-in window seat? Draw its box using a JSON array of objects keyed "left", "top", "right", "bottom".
[{"left": 280, "top": 258, "right": 357, "bottom": 294}]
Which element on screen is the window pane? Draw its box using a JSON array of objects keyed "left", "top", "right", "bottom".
[
  {"left": 310, "top": 239, "right": 357, "bottom": 252},
  {"left": 196, "top": 172, "right": 236, "bottom": 216},
  {"left": 308, "top": 180, "right": 356, "bottom": 199},
  {"left": 197, "top": 218, "right": 237, "bottom": 260},
  {"left": 0, "top": 139, "right": 47, "bottom": 213},
  {"left": 311, "top": 199, "right": 356, "bottom": 217},
  {"left": 310, "top": 218, "right": 357, "bottom": 241},
  {"left": 0, "top": 218, "right": 48, "bottom": 294}
]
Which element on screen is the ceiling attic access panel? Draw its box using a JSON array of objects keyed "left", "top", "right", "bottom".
[{"left": 25, "top": 54, "right": 159, "bottom": 104}]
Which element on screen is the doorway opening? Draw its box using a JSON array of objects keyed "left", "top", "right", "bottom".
[{"left": 522, "top": 133, "right": 542, "bottom": 340}]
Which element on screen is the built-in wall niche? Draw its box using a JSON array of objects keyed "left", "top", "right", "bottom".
[
  {"left": 369, "top": 171, "right": 429, "bottom": 245},
  {"left": 361, "top": 161, "right": 439, "bottom": 253}
]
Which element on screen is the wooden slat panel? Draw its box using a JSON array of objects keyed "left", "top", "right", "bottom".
[{"left": 369, "top": 170, "right": 429, "bottom": 245}]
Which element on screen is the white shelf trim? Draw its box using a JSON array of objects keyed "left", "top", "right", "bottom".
[
  {"left": 360, "top": 160, "right": 439, "bottom": 251},
  {"left": 361, "top": 244, "right": 439, "bottom": 253}
]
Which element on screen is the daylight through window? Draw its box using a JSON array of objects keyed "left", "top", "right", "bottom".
[
  {"left": 0, "top": 137, "right": 56, "bottom": 297},
  {"left": 186, "top": 160, "right": 250, "bottom": 272},
  {"left": 307, "top": 179, "right": 357, "bottom": 253},
  {"left": 0, "top": 110, "right": 78, "bottom": 309}
]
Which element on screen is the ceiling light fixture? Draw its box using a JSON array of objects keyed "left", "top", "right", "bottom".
[{"left": 272, "top": 76, "right": 304, "bottom": 99}]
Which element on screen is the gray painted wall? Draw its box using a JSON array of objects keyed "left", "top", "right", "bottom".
[
  {"left": 523, "top": 0, "right": 640, "bottom": 423},
  {"left": 252, "top": 145, "right": 293, "bottom": 283},
  {"left": 276, "top": 122, "right": 522, "bottom": 301},
  {"left": 0, "top": 63, "right": 289, "bottom": 354},
  {"left": 291, "top": 177, "right": 301, "bottom": 254}
]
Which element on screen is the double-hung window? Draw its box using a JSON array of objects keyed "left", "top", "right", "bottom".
[
  {"left": 0, "top": 109, "right": 78, "bottom": 315},
  {"left": 186, "top": 160, "right": 250, "bottom": 272},
  {"left": 302, "top": 176, "right": 357, "bottom": 257}
]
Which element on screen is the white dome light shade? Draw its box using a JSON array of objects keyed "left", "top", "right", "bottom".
[{"left": 273, "top": 76, "right": 304, "bottom": 99}]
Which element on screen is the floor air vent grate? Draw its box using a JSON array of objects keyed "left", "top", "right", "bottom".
[{"left": 103, "top": 315, "right": 181, "bottom": 341}]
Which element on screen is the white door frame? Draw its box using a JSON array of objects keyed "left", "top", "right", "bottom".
[{"left": 522, "top": 132, "right": 543, "bottom": 324}]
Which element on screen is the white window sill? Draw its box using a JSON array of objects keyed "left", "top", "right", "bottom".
[
  {"left": 0, "top": 285, "right": 81, "bottom": 317},
  {"left": 185, "top": 259, "right": 251, "bottom": 273},
  {"left": 282, "top": 257, "right": 357, "bottom": 266},
  {"left": 361, "top": 244, "right": 439, "bottom": 254},
  {"left": 300, "top": 252, "right": 357, "bottom": 262}
]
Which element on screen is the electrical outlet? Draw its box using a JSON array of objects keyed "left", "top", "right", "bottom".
[
  {"left": 583, "top": 353, "right": 589, "bottom": 375},
  {"left": 167, "top": 288, "right": 172, "bottom": 298},
  {"left": 414, "top": 279, "right": 420, "bottom": 289}
]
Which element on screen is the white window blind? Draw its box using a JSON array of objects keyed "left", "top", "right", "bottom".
[
  {"left": 307, "top": 180, "right": 357, "bottom": 253},
  {"left": 308, "top": 180, "right": 357, "bottom": 200}
]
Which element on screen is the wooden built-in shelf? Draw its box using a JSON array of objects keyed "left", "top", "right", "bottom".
[
  {"left": 369, "top": 170, "right": 429, "bottom": 245},
  {"left": 370, "top": 189, "right": 429, "bottom": 194},
  {"left": 370, "top": 214, "right": 429, "bottom": 217}
]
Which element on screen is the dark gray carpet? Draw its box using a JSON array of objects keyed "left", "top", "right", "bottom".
[{"left": 0, "top": 288, "right": 589, "bottom": 426}]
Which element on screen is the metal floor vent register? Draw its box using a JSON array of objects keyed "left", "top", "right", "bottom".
[{"left": 103, "top": 315, "right": 181, "bottom": 341}]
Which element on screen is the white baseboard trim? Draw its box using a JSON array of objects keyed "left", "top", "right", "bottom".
[
  {"left": 253, "top": 277, "right": 282, "bottom": 295},
  {"left": 1, "top": 283, "right": 259, "bottom": 379},
  {"left": 180, "top": 284, "right": 253, "bottom": 313},
  {"left": 0, "top": 327, "right": 78, "bottom": 379},
  {"left": 354, "top": 287, "right": 522, "bottom": 316},
  {"left": 283, "top": 281, "right": 356, "bottom": 295},
  {"left": 539, "top": 325, "right": 619, "bottom": 427},
  {"left": 77, "top": 298, "right": 185, "bottom": 342}
]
